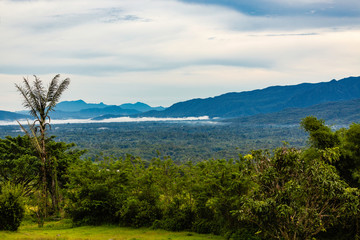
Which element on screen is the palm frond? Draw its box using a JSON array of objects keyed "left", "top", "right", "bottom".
[
  {"left": 15, "top": 82, "right": 38, "bottom": 119},
  {"left": 21, "top": 77, "right": 42, "bottom": 120},
  {"left": 17, "top": 74, "right": 70, "bottom": 141},
  {"left": 46, "top": 77, "right": 70, "bottom": 115},
  {"left": 46, "top": 74, "right": 60, "bottom": 103},
  {"left": 33, "top": 76, "right": 46, "bottom": 116}
]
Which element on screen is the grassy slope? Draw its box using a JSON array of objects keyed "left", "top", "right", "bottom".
[{"left": 0, "top": 220, "right": 224, "bottom": 240}]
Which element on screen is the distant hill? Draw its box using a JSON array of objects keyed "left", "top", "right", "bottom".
[
  {"left": 55, "top": 100, "right": 108, "bottom": 112},
  {"left": 48, "top": 100, "right": 164, "bottom": 119},
  {"left": 0, "top": 110, "right": 28, "bottom": 121},
  {"left": 120, "top": 102, "right": 165, "bottom": 112},
  {"left": 50, "top": 106, "right": 140, "bottom": 119},
  {"left": 55, "top": 100, "right": 164, "bottom": 113},
  {"left": 142, "top": 76, "right": 360, "bottom": 118},
  {"left": 5, "top": 76, "right": 360, "bottom": 122},
  {"left": 225, "top": 98, "right": 360, "bottom": 126},
  {"left": 11, "top": 100, "right": 163, "bottom": 120}
]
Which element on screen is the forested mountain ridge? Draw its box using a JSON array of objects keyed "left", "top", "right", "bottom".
[
  {"left": 4, "top": 76, "right": 360, "bottom": 121},
  {"left": 55, "top": 99, "right": 107, "bottom": 112},
  {"left": 55, "top": 100, "right": 164, "bottom": 113},
  {"left": 0, "top": 110, "right": 28, "bottom": 121},
  {"left": 225, "top": 98, "right": 360, "bottom": 125},
  {"left": 12, "top": 100, "right": 165, "bottom": 120},
  {"left": 142, "top": 76, "right": 360, "bottom": 118},
  {"left": 49, "top": 106, "right": 141, "bottom": 119}
]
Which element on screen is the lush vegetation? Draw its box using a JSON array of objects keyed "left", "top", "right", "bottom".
[
  {"left": 0, "top": 116, "right": 359, "bottom": 239},
  {"left": 0, "top": 76, "right": 359, "bottom": 240},
  {"left": 0, "top": 122, "right": 308, "bottom": 162}
]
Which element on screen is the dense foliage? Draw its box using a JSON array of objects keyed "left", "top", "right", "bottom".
[
  {"left": 0, "top": 117, "right": 359, "bottom": 240},
  {"left": 237, "top": 147, "right": 359, "bottom": 240},
  {"left": 0, "top": 122, "right": 308, "bottom": 162},
  {"left": 0, "top": 135, "right": 84, "bottom": 228},
  {"left": 63, "top": 146, "right": 360, "bottom": 240},
  {"left": 0, "top": 182, "right": 25, "bottom": 231},
  {"left": 65, "top": 155, "right": 256, "bottom": 238}
]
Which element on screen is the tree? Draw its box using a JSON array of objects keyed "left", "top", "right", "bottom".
[
  {"left": 0, "top": 182, "right": 25, "bottom": 231},
  {"left": 15, "top": 74, "right": 70, "bottom": 226},
  {"left": 301, "top": 116, "right": 360, "bottom": 188},
  {"left": 0, "top": 135, "right": 40, "bottom": 196},
  {"left": 299, "top": 117, "right": 360, "bottom": 239},
  {"left": 236, "top": 146, "right": 360, "bottom": 240},
  {"left": 339, "top": 123, "right": 360, "bottom": 187},
  {"left": 300, "top": 116, "right": 340, "bottom": 149}
]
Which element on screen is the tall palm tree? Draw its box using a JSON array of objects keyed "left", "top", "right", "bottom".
[{"left": 16, "top": 74, "right": 70, "bottom": 226}]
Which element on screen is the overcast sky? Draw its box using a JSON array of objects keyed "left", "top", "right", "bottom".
[{"left": 1, "top": 0, "right": 360, "bottom": 111}]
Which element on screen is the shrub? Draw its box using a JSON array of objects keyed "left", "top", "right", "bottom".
[
  {"left": 0, "top": 183, "right": 25, "bottom": 231},
  {"left": 118, "top": 196, "right": 161, "bottom": 228},
  {"left": 67, "top": 183, "right": 117, "bottom": 225},
  {"left": 154, "top": 203, "right": 194, "bottom": 231}
]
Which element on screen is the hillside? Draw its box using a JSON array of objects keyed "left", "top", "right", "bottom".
[
  {"left": 0, "top": 110, "right": 28, "bottom": 121},
  {"left": 55, "top": 100, "right": 164, "bottom": 113},
  {"left": 225, "top": 98, "right": 360, "bottom": 126},
  {"left": 5, "top": 76, "right": 360, "bottom": 121},
  {"left": 119, "top": 102, "right": 165, "bottom": 112},
  {"left": 49, "top": 106, "right": 140, "bottom": 119},
  {"left": 55, "top": 100, "right": 108, "bottom": 112},
  {"left": 142, "top": 76, "right": 360, "bottom": 118}
]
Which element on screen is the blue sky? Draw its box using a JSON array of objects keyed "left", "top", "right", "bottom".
[{"left": 1, "top": 0, "right": 359, "bottom": 111}]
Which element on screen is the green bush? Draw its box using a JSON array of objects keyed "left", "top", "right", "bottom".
[
  {"left": 224, "top": 225, "right": 263, "bottom": 240},
  {"left": 154, "top": 203, "right": 194, "bottom": 231},
  {"left": 67, "top": 183, "right": 118, "bottom": 225},
  {"left": 119, "top": 196, "right": 161, "bottom": 228},
  {"left": 0, "top": 183, "right": 25, "bottom": 231}
]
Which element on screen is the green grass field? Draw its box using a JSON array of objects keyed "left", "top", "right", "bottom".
[{"left": 0, "top": 220, "right": 225, "bottom": 240}]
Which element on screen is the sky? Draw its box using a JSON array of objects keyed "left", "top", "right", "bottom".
[{"left": 1, "top": 0, "right": 360, "bottom": 111}]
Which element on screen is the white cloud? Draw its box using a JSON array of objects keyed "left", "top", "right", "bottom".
[
  {"left": 0, "top": 0, "right": 360, "bottom": 111},
  {"left": 0, "top": 116, "right": 213, "bottom": 126}
]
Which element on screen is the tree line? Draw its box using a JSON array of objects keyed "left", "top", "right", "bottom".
[{"left": 0, "top": 116, "right": 359, "bottom": 239}]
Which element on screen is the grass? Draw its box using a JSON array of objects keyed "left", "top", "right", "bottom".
[{"left": 0, "top": 220, "right": 225, "bottom": 240}]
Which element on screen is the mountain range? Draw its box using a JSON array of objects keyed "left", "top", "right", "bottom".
[
  {"left": 12, "top": 101, "right": 165, "bottom": 120},
  {"left": 142, "top": 76, "right": 360, "bottom": 118},
  {"left": 1, "top": 76, "right": 360, "bottom": 124},
  {"left": 225, "top": 98, "right": 360, "bottom": 126},
  {"left": 0, "top": 110, "right": 28, "bottom": 122},
  {"left": 55, "top": 100, "right": 164, "bottom": 113}
]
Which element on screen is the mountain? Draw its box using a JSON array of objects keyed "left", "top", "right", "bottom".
[
  {"left": 120, "top": 102, "right": 165, "bottom": 112},
  {"left": 55, "top": 100, "right": 108, "bottom": 112},
  {"left": 50, "top": 106, "right": 140, "bottom": 119},
  {"left": 48, "top": 100, "right": 165, "bottom": 119},
  {"left": 12, "top": 100, "right": 163, "bottom": 120},
  {"left": 55, "top": 100, "right": 164, "bottom": 113},
  {"left": 142, "top": 76, "right": 360, "bottom": 118},
  {"left": 0, "top": 110, "right": 28, "bottom": 121},
  {"left": 225, "top": 98, "right": 360, "bottom": 126}
]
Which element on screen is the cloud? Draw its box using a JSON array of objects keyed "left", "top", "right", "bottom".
[
  {"left": 178, "top": 0, "right": 360, "bottom": 17},
  {"left": 0, "top": 0, "right": 359, "bottom": 111},
  {"left": 0, "top": 116, "right": 214, "bottom": 126}
]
